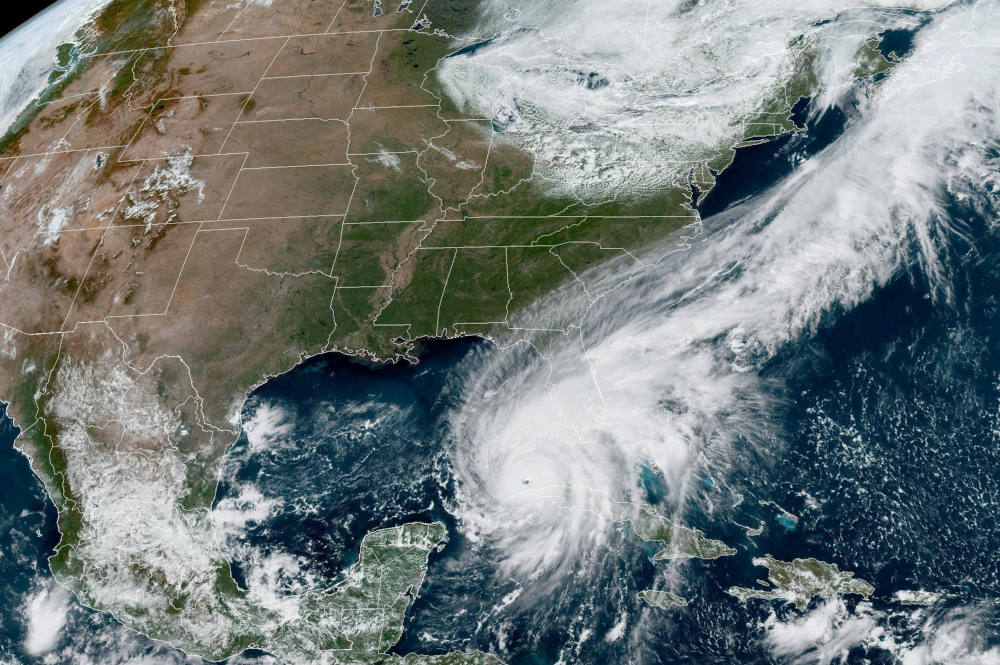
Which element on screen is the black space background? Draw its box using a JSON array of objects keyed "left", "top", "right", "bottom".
[{"left": 2, "top": 2, "right": 64, "bottom": 39}]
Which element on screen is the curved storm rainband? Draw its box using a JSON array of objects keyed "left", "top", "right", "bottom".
[{"left": 2, "top": 2, "right": 1000, "bottom": 664}]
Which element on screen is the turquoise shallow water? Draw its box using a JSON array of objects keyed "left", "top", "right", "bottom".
[{"left": 1, "top": 38, "right": 999, "bottom": 664}]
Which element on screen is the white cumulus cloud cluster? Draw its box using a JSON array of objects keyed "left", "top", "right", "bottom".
[
  {"left": 765, "top": 598, "right": 1000, "bottom": 665},
  {"left": 22, "top": 581, "right": 72, "bottom": 656}
]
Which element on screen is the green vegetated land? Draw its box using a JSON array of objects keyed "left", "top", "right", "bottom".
[
  {"left": 347, "top": 28, "right": 897, "bottom": 351},
  {"left": 0, "top": 0, "right": 905, "bottom": 662},
  {"left": 0, "top": 0, "right": 184, "bottom": 155},
  {"left": 727, "top": 555, "right": 876, "bottom": 609},
  {"left": 638, "top": 590, "right": 689, "bottom": 609}
]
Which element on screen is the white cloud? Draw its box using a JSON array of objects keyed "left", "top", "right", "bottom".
[
  {"left": 242, "top": 401, "right": 293, "bottom": 453},
  {"left": 764, "top": 600, "right": 1000, "bottom": 665},
  {"left": 436, "top": 0, "right": 951, "bottom": 200},
  {"left": 22, "top": 581, "right": 72, "bottom": 656},
  {"left": 211, "top": 482, "right": 281, "bottom": 540},
  {"left": 446, "top": 0, "right": 1000, "bottom": 587},
  {"left": 0, "top": 0, "right": 112, "bottom": 135},
  {"left": 764, "top": 598, "right": 882, "bottom": 664},
  {"left": 888, "top": 604, "right": 1000, "bottom": 665}
]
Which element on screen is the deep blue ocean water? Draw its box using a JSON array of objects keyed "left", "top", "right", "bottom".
[
  {"left": 2, "top": 94, "right": 999, "bottom": 662},
  {"left": 0, "top": 408, "right": 58, "bottom": 641},
  {"left": 217, "top": 339, "right": 481, "bottom": 590}
]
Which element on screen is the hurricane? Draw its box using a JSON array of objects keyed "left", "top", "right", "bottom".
[
  {"left": 4, "top": 0, "right": 1000, "bottom": 663},
  {"left": 444, "top": 0, "right": 1000, "bottom": 594}
]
